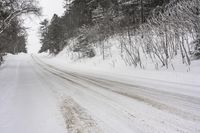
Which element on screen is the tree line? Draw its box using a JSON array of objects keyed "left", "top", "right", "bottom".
[
  {"left": 0, "top": 0, "right": 41, "bottom": 64},
  {"left": 39, "top": 0, "right": 168, "bottom": 54},
  {"left": 39, "top": 0, "right": 200, "bottom": 69}
]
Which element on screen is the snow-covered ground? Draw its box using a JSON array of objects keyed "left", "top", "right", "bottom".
[
  {"left": 0, "top": 54, "right": 67, "bottom": 133},
  {"left": 39, "top": 50, "right": 200, "bottom": 98},
  {"left": 0, "top": 53, "right": 200, "bottom": 133}
]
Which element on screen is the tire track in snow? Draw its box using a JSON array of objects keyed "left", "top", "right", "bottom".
[
  {"left": 61, "top": 97, "right": 102, "bottom": 133},
  {"left": 32, "top": 55, "right": 200, "bottom": 122},
  {"left": 32, "top": 56, "right": 103, "bottom": 133}
]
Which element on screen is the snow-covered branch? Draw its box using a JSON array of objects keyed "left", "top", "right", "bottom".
[{"left": 0, "top": 0, "right": 41, "bottom": 34}]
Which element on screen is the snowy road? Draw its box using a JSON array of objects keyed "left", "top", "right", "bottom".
[{"left": 0, "top": 54, "right": 200, "bottom": 133}]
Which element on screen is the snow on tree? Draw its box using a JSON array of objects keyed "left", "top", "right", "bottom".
[{"left": 0, "top": 0, "right": 41, "bottom": 34}]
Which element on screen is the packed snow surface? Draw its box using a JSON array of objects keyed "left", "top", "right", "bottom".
[
  {"left": 0, "top": 54, "right": 67, "bottom": 133},
  {"left": 0, "top": 54, "right": 200, "bottom": 133}
]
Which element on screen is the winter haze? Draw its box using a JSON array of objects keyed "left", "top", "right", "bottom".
[
  {"left": 0, "top": 0, "right": 200, "bottom": 133},
  {"left": 25, "top": 0, "right": 64, "bottom": 53}
]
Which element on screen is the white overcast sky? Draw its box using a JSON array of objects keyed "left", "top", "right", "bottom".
[{"left": 24, "top": 0, "right": 65, "bottom": 53}]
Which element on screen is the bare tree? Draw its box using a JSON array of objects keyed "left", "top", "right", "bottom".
[{"left": 0, "top": 0, "right": 41, "bottom": 34}]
